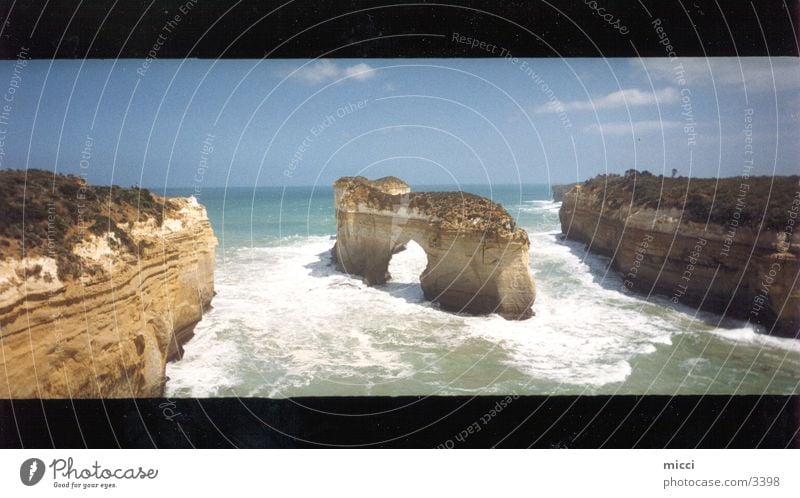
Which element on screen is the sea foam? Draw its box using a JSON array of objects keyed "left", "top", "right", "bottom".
[{"left": 165, "top": 198, "right": 800, "bottom": 397}]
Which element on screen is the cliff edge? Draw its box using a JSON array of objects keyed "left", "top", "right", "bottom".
[
  {"left": 552, "top": 183, "right": 578, "bottom": 203},
  {"left": 331, "top": 176, "right": 536, "bottom": 319},
  {"left": 0, "top": 169, "right": 217, "bottom": 397},
  {"left": 559, "top": 172, "right": 799, "bottom": 337}
]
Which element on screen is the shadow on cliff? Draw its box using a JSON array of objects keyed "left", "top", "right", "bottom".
[
  {"left": 303, "top": 248, "right": 432, "bottom": 306},
  {"left": 559, "top": 237, "right": 758, "bottom": 332}
]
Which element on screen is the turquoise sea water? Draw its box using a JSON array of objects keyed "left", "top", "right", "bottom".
[{"left": 164, "top": 185, "right": 800, "bottom": 397}]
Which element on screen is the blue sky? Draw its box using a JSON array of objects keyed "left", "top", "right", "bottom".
[{"left": 0, "top": 57, "right": 797, "bottom": 188}]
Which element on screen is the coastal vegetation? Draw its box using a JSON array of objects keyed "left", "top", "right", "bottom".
[
  {"left": 578, "top": 170, "right": 800, "bottom": 230},
  {"left": 0, "top": 168, "right": 217, "bottom": 398},
  {"left": 0, "top": 168, "right": 173, "bottom": 279}
]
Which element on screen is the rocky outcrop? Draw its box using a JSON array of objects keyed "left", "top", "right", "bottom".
[
  {"left": 331, "top": 176, "right": 536, "bottom": 319},
  {"left": 552, "top": 183, "right": 578, "bottom": 202},
  {"left": 0, "top": 170, "right": 217, "bottom": 397},
  {"left": 560, "top": 174, "right": 800, "bottom": 338}
]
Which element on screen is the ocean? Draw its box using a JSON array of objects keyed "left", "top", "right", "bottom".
[{"left": 162, "top": 185, "right": 800, "bottom": 397}]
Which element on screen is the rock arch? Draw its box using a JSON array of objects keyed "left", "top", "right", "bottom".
[{"left": 331, "top": 176, "right": 536, "bottom": 319}]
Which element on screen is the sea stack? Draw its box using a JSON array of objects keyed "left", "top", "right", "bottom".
[
  {"left": 0, "top": 170, "right": 217, "bottom": 397},
  {"left": 559, "top": 172, "right": 800, "bottom": 337},
  {"left": 331, "top": 176, "right": 536, "bottom": 319}
]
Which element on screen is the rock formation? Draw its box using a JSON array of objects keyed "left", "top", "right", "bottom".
[
  {"left": 560, "top": 173, "right": 800, "bottom": 337},
  {"left": 0, "top": 170, "right": 217, "bottom": 397},
  {"left": 551, "top": 183, "right": 578, "bottom": 202},
  {"left": 331, "top": 176, "right": 536, "bottom": 319}
]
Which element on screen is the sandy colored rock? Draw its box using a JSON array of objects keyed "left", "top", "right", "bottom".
[
  {"left": 560, "top": 176, "right": 800, "bottom": 337},
  {"left": 0, "top": 171, "right": 217, "bottom": 397},
  {"left": 331, "top": 176, "right": 536, "bottom": 319},
  {"left": 551, "top": 183, "right": 578, "bottom": 202}
]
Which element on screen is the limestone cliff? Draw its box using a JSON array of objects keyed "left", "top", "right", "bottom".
[
  {"left": 0, "top": 170, "right": 217, "bottom": 398},
  {"left": 560, "top": 173, "right": 800, "bottom": 338},
  {"left": 331, "top": 176, "right": 536, "bottom": 319},
  {"left": 552, "top": 183, "right": 578, "bottom": 202}
]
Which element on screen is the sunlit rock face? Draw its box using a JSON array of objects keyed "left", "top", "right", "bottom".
[
  {"left": 331, "top": 176, "right": 536, "bottom": 320},
  {"left": 0, "top": 171, "right": 217, "bottom": 397}
]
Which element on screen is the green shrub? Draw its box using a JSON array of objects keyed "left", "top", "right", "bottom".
[
  {"left": 0, "top": 169, "right": 175, "bottom": 279},
  {"left": 581, "top": 171, "right": 800, "bottom": 230}
]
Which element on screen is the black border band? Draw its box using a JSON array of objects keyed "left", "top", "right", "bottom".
[
  {"left": 1, "top": 0, "right": 798, "bottom": 59},
  {"left": 2, "top": 396, "right": 798, "bottom": 448}
]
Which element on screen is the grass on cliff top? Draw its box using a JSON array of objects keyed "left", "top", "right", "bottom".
[
  {"left": 407, "top": 191, "right": 519, "bottom": 235},
  {"left": 334, "top": 175, "right": 410, "bottom": 192},
  {"left": 338, "top": 178, "right": 520, "bottom": 237},
  {"left": 0, "top": 168, "right": 177, "bottom": 279},
  {"left": 578, "top": 171, "right": 800, "bottom": 230}
]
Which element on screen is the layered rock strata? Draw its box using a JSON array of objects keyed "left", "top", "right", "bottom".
[
  {"left": 559, "top": 174, "right": 800, "bottom": 337},
  {"left": 0, "top": 170, "right": 217, "bottom": 397},
  {"left": 331, "top": 176, "right": 536, "bottom": 319}
]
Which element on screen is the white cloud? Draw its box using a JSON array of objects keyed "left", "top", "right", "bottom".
[
  {"left": 536, "top": 87, "right": 679, "bottom": 113},
  {"left": 636, "top": 57, "right": 800, "bottom": 93},
  {"left": 343, "top": 63, "right": 375, "bottom": 81},
  {"left": 282, "top": 60, "right": 376, "bottom": 84},
  {"left": 584, "top": 120, "right": 682, "bottom": 135}
]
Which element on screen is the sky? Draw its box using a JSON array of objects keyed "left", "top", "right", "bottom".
[{"left": 0, "top": 57, "right": 797, "bottom": 188}]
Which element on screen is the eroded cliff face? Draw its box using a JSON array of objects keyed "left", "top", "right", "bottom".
[
  {"left": 560, "top": 177, "right": 800, "bottom": 338},
  {"left": 552, "top": 183, "right": 578, "bottom": 203},
  {"left": 331, "top": 176, "right": 536, "bottom": 319},
  {"left": 0, "top": 171, "right": 217, "bottom": 398}
]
